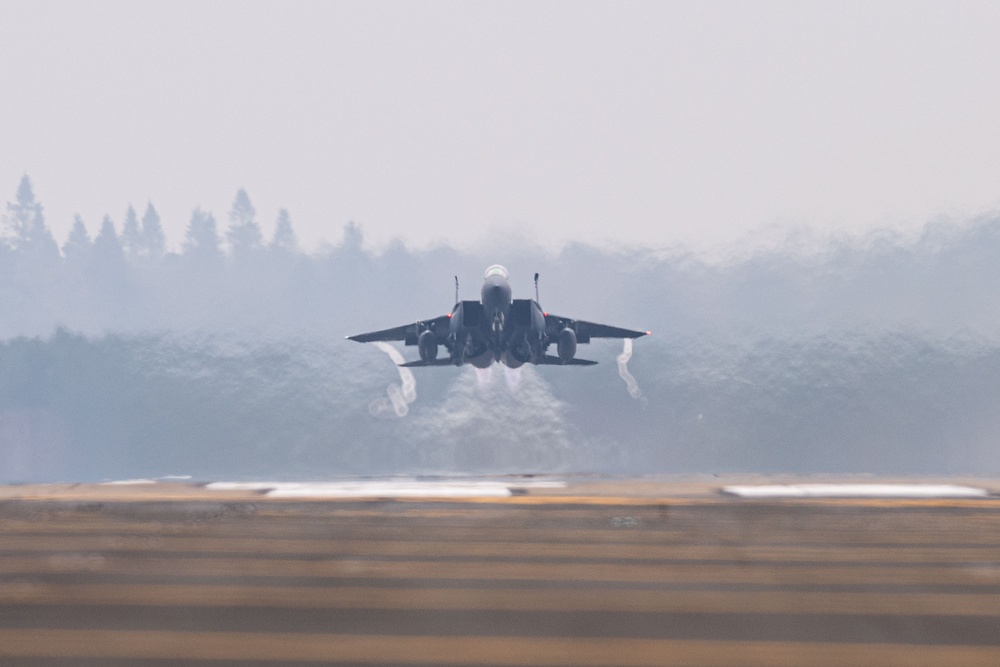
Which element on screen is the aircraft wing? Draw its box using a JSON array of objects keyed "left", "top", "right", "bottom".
[
  {"left": 544, "top": 314, "right": 648, "bottom": 342},
  {"left": 346, "top": 314, "right": 451, "bottom": 344}
]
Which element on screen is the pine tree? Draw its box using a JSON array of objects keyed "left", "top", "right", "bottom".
[
  {"left": 140, "top": 202, "right": 166, "bottom": 261},
  {"left": 270, "top": 208, "right": 297, "bottom": 252},
  {"left": 5, "top": 175, "right": 40, "bottom": 244},
  {"left": 120, "top": 204, "right": 142, "bottom": 261},
  {"left": 183, "top": 208, "right": 221, "bottom": 261},
  {"left": 63, "top": 214, "right": 92, "bottom": 268},
  {"left": 91, "top": 215, "right": 125, "bottom": 267},
  {"left": 83, "top": 214, "right": 133, "bottom": 318},
  {"left": 87, "top": 214, "right": 128, "bottom": 292},
  {"left": 342, "top": 220, "right": 364, "bottom": 251},
  {"left": 5, "top": 175, "right": 59, "bottom": 260},
  {"left": 226, "top": 188, "right": 262, "bottom": 256}
]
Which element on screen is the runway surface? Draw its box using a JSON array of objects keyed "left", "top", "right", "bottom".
[{"left": 0, "top": 477, "right": 999, "bottom": 666}]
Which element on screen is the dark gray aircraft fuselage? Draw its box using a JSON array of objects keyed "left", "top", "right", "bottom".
[
  {"left": 348, "top": 265, "right": 647, "bottom": 368},
  {"left": 481, "top": 269, "right": 512, "bottom": 324}
]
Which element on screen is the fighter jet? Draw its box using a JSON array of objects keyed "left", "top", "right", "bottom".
[{"left": 347, "top": 265, "right": 648, "bottom": 368}]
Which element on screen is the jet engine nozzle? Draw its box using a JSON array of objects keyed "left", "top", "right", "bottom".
[
  {"left": 418, "top": 330, "right": 438, "bottom": 361},
  {"left": 557, "top": 328, "right": 577, "bottom": 362},
  {"left": 502, "top": 350, "right": 526, "bottom": 369}
]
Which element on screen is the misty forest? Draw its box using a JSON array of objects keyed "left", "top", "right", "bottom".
[{"left": 2, "top": 175, "right": 1000, "bottom": 482}]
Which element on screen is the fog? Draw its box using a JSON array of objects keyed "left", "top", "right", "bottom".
[{"left": 2, "top": 176, "right": 999, "bottom": 481}]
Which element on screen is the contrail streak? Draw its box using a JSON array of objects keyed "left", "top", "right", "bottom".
[
  {"left": 368, "top": 342, "right": 416, "bottom": 417},
  {"left": 474, "top": 366, "right": 493, "bottom": 391},
  {"left": 617, "top": 339, "right": 642, "bottom": 399},
  {"left": 504, "top": 365, "right": 522, "bottom": 392}
]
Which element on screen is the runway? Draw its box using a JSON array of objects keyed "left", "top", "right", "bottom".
[{"left": 0, "top": 478, "right": 998, "bottom": 666}]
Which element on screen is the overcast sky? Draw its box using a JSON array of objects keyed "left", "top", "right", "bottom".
[{"left": 2, "top": 1, "right": 1000, "bottom": 254}]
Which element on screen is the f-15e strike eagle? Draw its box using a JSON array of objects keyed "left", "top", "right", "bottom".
[{"left": 347, "top": 265, "right": 648, "bottom": 368}]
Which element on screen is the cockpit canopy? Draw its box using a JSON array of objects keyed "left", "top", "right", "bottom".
[{"left": 484, "top": 264, "right": 509, "bottom": 280}]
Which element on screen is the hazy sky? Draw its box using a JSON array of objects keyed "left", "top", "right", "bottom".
[{"left": 2, "top": 1, "right": 1000, "bottom": 254}]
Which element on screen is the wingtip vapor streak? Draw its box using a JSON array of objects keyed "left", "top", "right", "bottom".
[{"left": 347, "top": 265, "right": 648, "bottom": 368}]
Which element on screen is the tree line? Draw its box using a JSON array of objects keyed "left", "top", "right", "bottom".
[
  {"left": 6, "top": 173, "right": 1000, "bottom": 345},
  {"left": 0, "top": 175, "right": 383, "bottom": 338},
  {"left": 5, "top": 175, "right": 298, "bottom": 266}
]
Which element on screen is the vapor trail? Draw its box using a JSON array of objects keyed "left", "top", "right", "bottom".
[
  {"left": 504, "top": 365, "right": 522, "bottom": 392},
  {"left": 617, "top": 339, "right": 642, "bottom": 399},
  {"left": 368, "top": 342, "right": 416, "bottom": 417},
  {"left": 475, "top": 366, "right": 493, "bottom": 391}
]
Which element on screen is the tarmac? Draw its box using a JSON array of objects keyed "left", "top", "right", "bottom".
[{"left": 0, "top": 476, "right": 999, "bottom": 666}]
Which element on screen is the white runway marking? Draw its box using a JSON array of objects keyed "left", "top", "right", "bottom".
[
  {"left": 722, "top": 484, "right": 990, "bottom": 498},
  {"left": 205, "top": 479, "right": 566, "bottom": 499},
  {"left": 100, "top": 479, "right": 157, "bottom": 485}
]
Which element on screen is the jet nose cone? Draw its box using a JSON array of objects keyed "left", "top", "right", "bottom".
[{"left": 481, "top": 278, "right": 512, "bottom": 314}]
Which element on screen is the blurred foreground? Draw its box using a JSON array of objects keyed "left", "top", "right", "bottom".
[{"left": 0, "top": 477, "right": 998, "bottom": 666}]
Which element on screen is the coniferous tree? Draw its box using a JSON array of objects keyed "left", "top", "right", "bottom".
[
  {"left": 5, "top": 175, "right": 59, "bottom": 261},
  {"left": 91, "top": 215, "right": 125, "bottom": 267},
  {"left": 120, "top": 204, "right": 141, "bottom": 261},
  {"left": 226, "top": 188, "right": 262, "bottom": 256},
  {"left": 83, "top": 215, "right": 133, "bottom": 327},
  {"left": 5, "top": 175, "right": 40, "bottom": 244},
  {"left": 63, "top": 215, "right": 92, "bottom": 269},
  {"left": 140, "top": 202, "right": 166, "bottom": 261},
  {"left": 270, "top": 208, "right": 297, "bottom": 252},
  {"left": 323, "top": 221, "right": 370, "bottom": 322},
  {"left": 342, "top": 220, "right": 364, "bottom": 251},
  {"left": 183, "top": 208, "right": 221, "bottom": 262}
]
